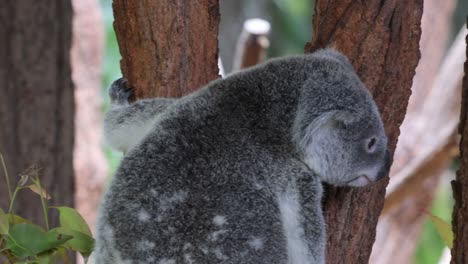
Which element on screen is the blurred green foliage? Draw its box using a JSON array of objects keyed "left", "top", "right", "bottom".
[
  {"left": 101, "top": 0, "right": 120, "bottom": 91},
  {"left": 99, "top": 1, "right": 456, "bottom": 263},
  {"left": 268, "top": 0, "right": 313, "bottom": 57},
  {"left": 100, "top": 0, "right": 123, "bottom": 176},
  {"left": 415, "top": 181, "right": 454, "bottom": 264}
]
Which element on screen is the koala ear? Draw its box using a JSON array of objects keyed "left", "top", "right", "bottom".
[
  {"left": 294, "top": 110, "right": 355, "bottom": 149},
  {"left": 329, "top": 110, "right": 358, "bottom": 130},
  {"left": 315, "top": 48, "right": 355, "bottom": 71}
]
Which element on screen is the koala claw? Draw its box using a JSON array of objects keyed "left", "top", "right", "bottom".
[{"left": 109, "top": 77, "right": 134, "bottom": 105}]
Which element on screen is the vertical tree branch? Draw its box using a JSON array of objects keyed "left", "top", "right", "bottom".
[
  {"left": 0, "top": 1, "right": 74, "bottom": 228},
  {"left": 372, "top": 12, "right": 464, "bottom": 264},
  {"left": 232, "top": 18, "right": 271, "bottom": 71},
  {"left": 112, "top": 0, "right": 220, "bottom": 99},
  {"left": 305, "top": 1, "right": 423, "bottom": 262},
  {"left": 451, "top": 17, "right": 468, "bottom": 264}
]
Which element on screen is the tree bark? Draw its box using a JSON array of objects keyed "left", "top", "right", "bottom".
[
  {"left": 380, "top": 26, "right": 466, "bottom": 215},
  {"left": 71, "top": 0, "right": 107, "bottom": 233},
  {"left": 370, "top": 1, "right": 460, "bottom": 261},
  {"left": 305, "top": 1, "right": 423, "bottom": 263},
  {"left": 112, "top": 0, "right": 220, "bottom": 98},
  {"left": 451, "top": 17, "right": 468, "bottom": 264},
  {"left": 0, "top": 1, "right": 74, "bottom": 228}
]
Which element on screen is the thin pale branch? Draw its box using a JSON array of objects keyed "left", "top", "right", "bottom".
[{"left": 232, "top": 18, "right": 271, "bottom": 72}]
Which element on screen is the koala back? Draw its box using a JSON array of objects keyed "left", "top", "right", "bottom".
[{"left": 94, "top": 48, "right": 390, "bottom": 264}]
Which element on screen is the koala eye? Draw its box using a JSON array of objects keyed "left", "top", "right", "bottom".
[{"left": 366, "top": 137, "right": 377, "bottom": 152}]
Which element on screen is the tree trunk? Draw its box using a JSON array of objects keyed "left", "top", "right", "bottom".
[
  {"left": 112, "top": 0, "right": 220, "bottom": 98},
  {"left": 451, "top": 17, "right": 468, "bottom": 264},
  {"left": 305, "top": 1, "right": 423, "bottom": 263},
  {"left": 0, "top": 1, "right": 74, "bottom": 228},
  {"left": 71, "top": 0, "right": 107, "bottom": 233},
  {"left": 372, "top": 24, "right": 465, "bottom": 264},
  {"left": 370, "top": 0, "right": 458, "bottom": 261}
]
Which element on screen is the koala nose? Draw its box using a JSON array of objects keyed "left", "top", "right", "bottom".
[
  {"left": 376, "top": 150, "right": 393, "bottom": 180},
  {"left": 366, "top": 137, "right": 377, "bottom": 153}
]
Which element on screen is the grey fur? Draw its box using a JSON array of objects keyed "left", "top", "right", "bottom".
[
  {"left": 104, "top": 78, "right": 175, "bottom": 152},
  {"left": 94, "top": 49, "right": 391, "bottom": 264}
]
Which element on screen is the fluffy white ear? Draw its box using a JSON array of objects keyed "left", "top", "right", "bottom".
[{"left": 293, "top": 110, "right": 356, "bottom": 151}]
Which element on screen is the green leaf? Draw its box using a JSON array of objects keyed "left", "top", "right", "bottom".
[
  {"left": 0, "top": 208, "right": 8, "bottom": 235},
  {"left": 36, "top": 253, "right": 55, "bottom": 264},
  {"left": 55, "top": 247, "right": 73, "bottom": 264},
  {"left": 5, "top": 223, "right": 72, "bottom": 258},
  {"left": 52, "top": 227, "right": 95, "bottom": 257},
  {"left": 426, "top": 211, "right": 454, "bottom": 249},
  {"left": 6, "top": 213, "right": 35, "bottom": 226},
  {"left": 53, "top": 207, "right": 92, "bottom": 237}
]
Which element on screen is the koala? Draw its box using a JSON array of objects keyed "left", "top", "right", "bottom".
[{"left": 94, "top": 48, "right": 392, "bottom": 264}]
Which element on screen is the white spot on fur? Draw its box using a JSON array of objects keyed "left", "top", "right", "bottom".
[
  {"left": 213, "top": 247, "right": 229, "bottom": 260},
  {"left": 160, "top": 190, "right": 188, "bottom": 210},
  {"left": 156, "top": 214, "right": 164, "bottom": 222},
  {"left": 254, "top": 182, "right": 264, "bottom": 190},
  {"left": 183, "top": 243, "right": 192, "bottom": 251},
  {"left": 213, "top": 215, "right": 226, "bottom": 226},
  {"left": 199, "top": 246, "right": 209, "bottom": 255},
  {"left": 209, "top": 215, "right": 228, "bottom": 241},
  {"left": 158, "top": 258, "right": 175, "bottom": 264},
  {"left": 138, "top": 209, "right": 151, "bottom": 222},
  {"left": 247, "top": 237, "right": 264, "bottom": 250},
  {"left": 150, "top": 189, "right": 158, "bottom": 196},
  {"left": 184, "top": 253, "right": 194, "bottom": 264},
  {"left": 170, "top": 236, "right": 178, "bottom": 244},
  {"left": 278, "top": 191, "right": 313, "bottom": 264},
  {"left": 136, "top": 240, "right": 155, "bottom": 251},
  {"left": 208, "top": 229, "right": 227, "bottom": 241}
]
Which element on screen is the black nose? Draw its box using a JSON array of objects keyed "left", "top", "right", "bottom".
[{"left": 376, "top": 150, "right": 393, "bottom": 180}]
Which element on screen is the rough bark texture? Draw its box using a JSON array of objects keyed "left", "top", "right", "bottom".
[
  {"left": 370, "top": 1, "right": 459, "bottom": 262},
  {"left": 71, "top": 0, "right": 107, "bottom": 233},
  {"left": 451, "top": 17, "right": 468, "bottom": 264},
  {"left": 381, "top": 26, "right": 466, "bottom": 214},
  {"left": 305, "top": 1, "right": 423, "bottom": 263},
  {"left": 0, "top": 1, "right": 74, "bottom": 227},
  {"left": 112, "top": 0, "right": 220, "bottom": 98}
]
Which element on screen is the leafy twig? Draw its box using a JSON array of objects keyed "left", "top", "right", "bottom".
[
  {"left": 0, "top": 153, "right": 12, "bottom": 202},
  {"left": 8, "top": 187, "right": 27, "bottom": 215},
  {"left": 31, "top": 176, "right": 49, "bottom": 231}
]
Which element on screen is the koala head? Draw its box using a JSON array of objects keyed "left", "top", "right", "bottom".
[
  {"left": 293, "top": 49, "right": 392, "bottom": 187},
  {"left": 297, "top": 109, "right": 391, "bottom": 187}
]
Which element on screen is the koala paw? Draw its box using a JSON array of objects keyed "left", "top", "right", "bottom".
[{"left": 109, "top": 78, "right": 133, "bottom": 105}]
